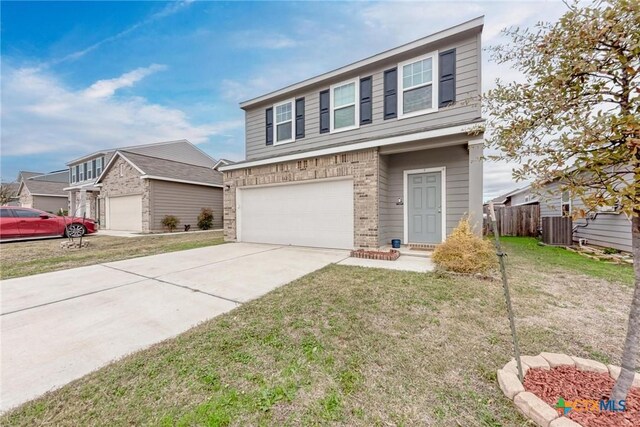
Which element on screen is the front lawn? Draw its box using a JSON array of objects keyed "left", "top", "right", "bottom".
[
  {"left": 2, "top": 238, "right": 634, "bottom": 426},
  {"left": 0, "top": 231, "right": 224, "bottom": 280}
]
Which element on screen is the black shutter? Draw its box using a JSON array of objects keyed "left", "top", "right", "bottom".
[
  {"left": 265, "top": 107, "right": 273, "bottom": 146},
  {"left": 75, "top": 165, "right": 80, "bottom": 180},
  {"left": 295, "top": 98, "right": 305, "bottom": 139},
  {"left": 383, "top": 68, "right": 397, "bottom": 120},
  {"left": 92, "top": 159, "right": 97, "bottom": 177},
  {"left": 83, "top": 162, "right": 88, "bottom": 179},
  {"left": 439, "top": 49, "right": 456, "bottom": 107},
  {"left": 360, "top": 76, "right": 372, "bottom": 125},
  {"left": 319, "top": 89, "right": 330, "bottom": 133}
]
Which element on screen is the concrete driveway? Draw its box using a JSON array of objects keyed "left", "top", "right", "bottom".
[{"left": 0, "top": 243, "right": 348, "bottom": 412}]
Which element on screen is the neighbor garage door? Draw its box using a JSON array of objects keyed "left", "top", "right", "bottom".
[
  {"left": 238, "top": 179, "right": 354, "bottom": 249},
  {"left": 107, "top": 195, "right": 142, "bottom": 231}
]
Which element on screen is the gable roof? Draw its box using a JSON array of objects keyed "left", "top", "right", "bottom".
[
  {"left": 16, "top": 171, "right": 42, "bottom": 182},
  {"left": 240, "top": 16, "right": 484, "bottom": 109},
  {"left": 67, "top": 139, "right": 217, "bottom": 168},
  {"left": 20, "top": 179, "right": 68, "bottom": 197},
  {"left": 96, "top": 151, "right": 223, "bottom": 188}
]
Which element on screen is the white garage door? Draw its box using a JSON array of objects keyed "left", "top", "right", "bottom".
[
  {"left": 238, "top": 179, "right": 354, "bottom": 249},
  {"left": 107, "top": 195, "right": 142, "bottom": 231}
]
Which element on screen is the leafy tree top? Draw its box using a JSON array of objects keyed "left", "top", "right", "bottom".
[{"left": 484, "top": 0, "right": 639, "bottom": 214}]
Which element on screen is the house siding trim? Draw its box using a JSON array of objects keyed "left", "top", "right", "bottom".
[
  {"left": 220, "top": 122, "right": 479, "bottom": 171},
  {"left": 402, "top": 167, "right": 447, "bottom": 244}
]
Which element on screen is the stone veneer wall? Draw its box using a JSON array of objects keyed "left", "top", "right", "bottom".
[
  {"left": 19, "top": 189, "right": 33, "bottom": 208},
  {"left": 224, "top": 148, "right": 380, "bottom": 248},
  {"left": 98, "top": 157, "right": 150, "bottom": 232}
]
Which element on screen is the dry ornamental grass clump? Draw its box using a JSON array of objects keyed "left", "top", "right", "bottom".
[{"left": 432, "top": 218, "right": 497, "bottom": 274}]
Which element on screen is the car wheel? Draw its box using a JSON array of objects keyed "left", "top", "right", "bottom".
[{"left": 66, "top": 223, "right": 86, "bottom": 238}]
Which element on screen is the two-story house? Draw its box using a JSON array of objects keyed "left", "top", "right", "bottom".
[
  {"left": 65, "top": 139, "right": 225, "bottom": 232},
  {"left": 219, "top": 17, "right": 485, "bottom": 250}
]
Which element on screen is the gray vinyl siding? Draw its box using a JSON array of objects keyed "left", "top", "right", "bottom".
[
  {"left": 538, "top": 180, "right": 631, "bottom": 252},
  {"left": 379, "top": 144, "right": 469, "bottom": 245},
  {"left": 32, "top": 196, "right": 69, "bottom": 214},
  {"left": 149, "top": 180, "right": 223, "bottom": 231},
  {"left": 244, "top": 33, "right": 481, "bottom": 160}
]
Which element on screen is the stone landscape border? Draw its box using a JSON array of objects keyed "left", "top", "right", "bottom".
[{"left": 498, "top": 352, "right": 640, "bottom": 427}]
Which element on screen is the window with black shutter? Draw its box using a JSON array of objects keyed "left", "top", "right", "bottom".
[
  {"left": 265, "top": 107, "right": 273, "bottom": 146},
  {"left": 319, "top": 89, "right": 330, "bottom": 133},
  {"left": 360, "top": 76, "right": 372, "bottom": 125},
  {"left": 438, "top": 49, "right": 456, "bottom": 107},
  {"left": 383, "top": 68, "right": 397, "bottom": 119},
  {"left": 295, "top": 97, "right": 305, "bottom": 139}
]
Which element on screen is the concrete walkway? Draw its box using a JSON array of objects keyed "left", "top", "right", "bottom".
[{"left": 0, "top": 243, "right": 348, "bottom": 412}]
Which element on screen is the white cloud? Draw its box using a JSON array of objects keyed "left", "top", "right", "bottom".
[
  {"left": 1, "top": 65, "right": 242, "bottom": 157},
  {"left": 84, "top": 64, "right": 167, "bottom": 98}
]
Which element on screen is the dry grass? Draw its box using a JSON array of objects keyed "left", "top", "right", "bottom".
[
  {"left": 433, "top": 218, "right": 497, "bottom": 274},
  {"left": 1, "top": 238, "right": 634, "bottom": 426},
  {"left": 0, "top": 231, "right": 224, "bottom": 279}
]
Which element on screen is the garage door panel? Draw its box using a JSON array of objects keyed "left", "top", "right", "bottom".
[
  {"left": 108, "top": 195, "right": 142, "bottom": 231},
  {"left": 239, "top": 179, "right": 354, "bottom": 249}
]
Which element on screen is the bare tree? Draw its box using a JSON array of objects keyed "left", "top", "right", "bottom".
[{"left": 484, "top": 0, "right": 639, "bottom": 400}]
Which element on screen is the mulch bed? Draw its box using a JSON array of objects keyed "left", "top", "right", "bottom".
[{"left": 524, "top": 366, "right": 640, "bottom": 426}]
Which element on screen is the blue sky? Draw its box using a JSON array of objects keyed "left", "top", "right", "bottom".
[{"left": 1, "top": 1, "right": 567, "bottom": 199}]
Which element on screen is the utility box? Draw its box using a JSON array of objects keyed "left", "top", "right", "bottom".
[{"left": 541, "top": 216, "right": 573, "bottom": 246}]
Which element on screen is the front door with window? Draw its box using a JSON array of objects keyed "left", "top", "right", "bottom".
[{"left": 408, "top": 172, "right": 442, "bottom": 243}]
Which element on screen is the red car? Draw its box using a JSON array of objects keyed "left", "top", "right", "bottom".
[{"left": 0, "top": 207, "right": 97, "bottom": 241}]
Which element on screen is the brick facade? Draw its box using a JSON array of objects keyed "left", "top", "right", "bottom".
[
  {"left": 98, "top": 157, "right": 150, "bottom": 231},
  {"left": 223, "top": 148, "right": 380, "bottom": 248}
]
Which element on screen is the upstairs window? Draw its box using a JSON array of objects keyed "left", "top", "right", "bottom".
[
  {"left": 330, "top": 79, "right": 359, "bottom": 133},
  {"left": 96, "top": 157, "right": 103, "bottom": 176},
  {"left": 398, "top": 53, "right": 437, "bottom": 118},
  {"left": 79, "top": 165, "right": 84, "bottom": 181},
  {"left": 87, "top": 161, "right": 93, "bottom": 180},
  {"left": 71, "top": 167, "right": 76, "bottom": 183},
  {"left": 274, "top": 100, "right": 295, "bottom": 144}
]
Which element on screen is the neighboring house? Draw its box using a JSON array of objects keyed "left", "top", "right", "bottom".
[
  {"left": 537, "top": 179, "right": 631, "bottom": 253},
  {"left": 219, "top": 18, "right": 485, "bottom": 250},
  {"left": 484, "top": 186, "right": 538, "bottom": 209},
  {"left": 66, "top": 139, "right": 223, "bottom": 232},
  {"left": 17, "top": 170, "right": 69, "bottom": 213},
  {"left": 1, "top": 181, "right": 21, "bottom": 206}
]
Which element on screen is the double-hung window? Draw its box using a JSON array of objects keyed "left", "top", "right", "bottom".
[
  {"left": 398, "top": 53, "right": 438, "bottom": 118},
  {"left": 330, "top": 79, "right": 359, "bottom": 133},
  {"left": 96, "top": 157, "right": 103, "bottom": 176},
  {"left": 78, "top": 164, "right": 84, "bottom": 181},
  {"left": 71, "top": 167, "right": 76, "bottom": 183},
  {"left": 87, "top": 161, "right": 93, "bottom": 180},
  {"left": 274, "top": 100, "right": 295, "bottom": 144}
]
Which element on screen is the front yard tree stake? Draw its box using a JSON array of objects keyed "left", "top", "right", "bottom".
[
  {"left": 489, "top": 202, "right": 524, "bottom": 382},
  {"left": 484, "top": 0, "right": 639, "bottom": 400}
]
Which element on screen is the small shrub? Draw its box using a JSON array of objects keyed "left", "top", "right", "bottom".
[
  {"left": 432, "top": 217, "right": 497, "bottom": 274},
  {"left": 603, "top": 247, "right": 620, "bottom": 255},
  {"left": 161, "top": 215, "right": 180, "bottom": 232},
  {"left": 197, "top": 208, "right": 214, "bottom": 230},
  {"left": 57, "top": 208, "right": 69, "bottom": 216}
]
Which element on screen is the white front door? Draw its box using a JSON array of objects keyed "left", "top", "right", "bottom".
[
  {"left": 107, "top": 195, "right": 142, "bottom": 231},
  {"left": 237, "top": 179, "right": 354, "bottom": 249}
]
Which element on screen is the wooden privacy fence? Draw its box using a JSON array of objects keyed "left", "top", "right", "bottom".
[
  {"left": 487, "top": 205, "right": 541, "bottom": 237},
  {"left": 541, "top": 216, "right": 573, "bottom": 246}
]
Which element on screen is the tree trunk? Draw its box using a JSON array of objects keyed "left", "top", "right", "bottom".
[{"left": 611, "top": 214, "right": 640, "bottom": 401}]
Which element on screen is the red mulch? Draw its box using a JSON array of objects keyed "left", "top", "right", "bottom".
[{"left": 524, "top": 366, "right": 640, "bottom": 426}]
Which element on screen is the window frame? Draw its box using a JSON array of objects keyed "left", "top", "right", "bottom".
[
  {"left": 87, "top": 160, "right": 93, "bottom": 180},
  {"left": 561, "top": 190, "right": 572, "bottom": 216},
  {"left": 273, "top": 99, "right": 296, "bottom": 145},
  {"left": 79, "top": 164, "right": 84, "bottom": 181},
  {"left": 397, "top": 52, "right": 439, "bottom": 119},
  {"left": 71, "top": 167, "right": 76, "bottom": 183},
  {"left": 96, "top": 157, "right": 103, "bottom": 176},
  {"left": 329, "top": 77, "right": 360, "bottom": 134}
]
